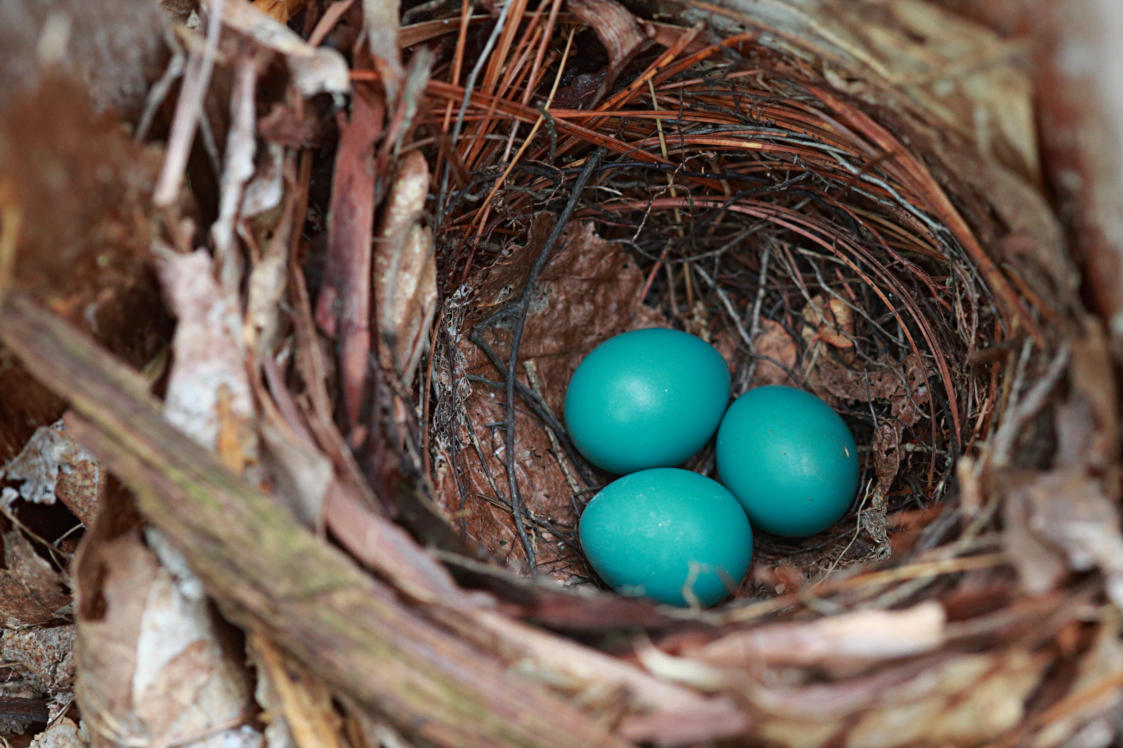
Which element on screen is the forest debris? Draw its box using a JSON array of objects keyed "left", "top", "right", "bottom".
[
  {"left": 0, "top": 293, "right": 623, "bottom": 746},
  {"left": 2, "top": 625, "right": 76, "bottom": 697},
  {"left": 1, "top": 421, "right": 101, "bottom": 526},
  {"left": 221, "top": 0, "right": 350, "bottom": 99},
  {"left": 752, "top": 650, "right": 1046, "bottom": 748},
  {"left": 0, "top": 530, "right": 69, "bottom": 626},
  {"left": 0, "top": 73, "right": 167, "bottom": 460},
  {"left": 156, "top": 249, "right": 256, "bottom": 462},
  {"left": 250, "top": 633, "right": 343, "bottom": 748},
  {"left": 692, "top": 603, "right": 945, "bottom": 668},
  {"left": 363, "top": 0, "right": 403, "bottom": 101},
  {"left": 1006, "top": 468, "right": 1123, "bottom": 609},
  {"left": 212, "top": 52, "right": 258, "bottom": 292},
  {"left": 1032, "top": 623, "right": 1123, "bottom": 747},
  {"left": 433, "top": 221, "right": 665, "bottom": 575},
  {"left": 374, "top": 150, "right": 437, "bottom": 385},
  {"left": 873, "top": 422, "right": 902, "bottom": 495},
  {"left": 259, "top": 419, "right": 332, "bottom": 527},
  {"left": 29, "top": 717, "right": 85, "bottom": 748},
  {"left": 75, "top": 520, "right": 261, "bottom": 747}
]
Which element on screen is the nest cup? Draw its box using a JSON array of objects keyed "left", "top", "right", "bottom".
[{"left": 419, "top": 9, "right": 1049, "bottom": 607}]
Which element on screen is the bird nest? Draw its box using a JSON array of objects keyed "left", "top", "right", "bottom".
[{"left": 1, "top": 0, "right": 1121, "bottom": 745}]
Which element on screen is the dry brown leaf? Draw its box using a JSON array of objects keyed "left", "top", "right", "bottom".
[
  {"left": 801, "top": 294, "right": 856, "bottom": 350},
  {"left": 433, "top": 220, "right": 665, "bottom": 576},
  {"left": 1, "top": 421, "right": 102, "bottom": 526},
  {"left": 75, "top": 521, "right": 261, "bottom": 747},
  {"left": 873, "top": 422, "right": 902, "bottom": 495},
  {"left": 750, "top": 318, "right": 798, "bottom": 386},
  {"left": 1, "top": 625, "right": 76, "bottom": 697},
  {"left": 566, "top": 0, "right": 646, "bottom": 90},
  {"left": 0, "top": 530, "right": 69, "bottom": 627}
]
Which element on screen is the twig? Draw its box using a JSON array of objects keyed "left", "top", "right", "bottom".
[
  {"left": 154, "top": 0, "right": 224, "bottom": 207},
  {"left": 472, "top": 149, "right": 604, "bottom": 571}
]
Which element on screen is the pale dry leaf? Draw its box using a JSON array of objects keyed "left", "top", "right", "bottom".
[
  {"left": 363, "top": 0, "right": 403, "bottom": 101},
  {"left": 156, "top": 248, "right": 256, "bottom": 460},
  {"left": 241, "top": 142, "right": 286, "bottom": 219},
  {"left": 246, "top": 244, "right": 289, "bottom": 359},
  {"left": 843, "top": 651, "right": 1045, "bottom": 747},
  {"left": 0, "top": 530, "right": 69, "bottom": 626},
  {"left": 212, "top": 53, "right": 258, "bottom": 292},
  {"left": 221, "top": 0, "right": 350, "bottom": 98},
  {"left": 76, "top": 525, "right": 261, "bottom": 748},
  {"left": 1, "top": 420, "right": 101, "bottom": 525},
  {"left": 693, "top": 602, "right": 945, "bottom": 668},
  {"left": 29, "top": 717, "right": 86, "bottom": 748}
]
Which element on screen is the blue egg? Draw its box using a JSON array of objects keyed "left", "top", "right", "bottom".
[
  {"left": 579, "top": 468, "right": 754, "bottom": 607},
  {"left": 564, "top": 329, "right": 731, "bottom": 474},
  {"left": 716, "top": 386, "right": 860, "bottom": 537}
]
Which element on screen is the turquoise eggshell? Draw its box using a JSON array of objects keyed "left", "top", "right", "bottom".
[
  {"left": 578, "top": 468, "right": 754, "bottom": 607},
  {"left": 716, "top": 386, "right": 860, "bottom": 537},
  {"left": 564, "top": 328, "right": 731, "bottom": 474}
]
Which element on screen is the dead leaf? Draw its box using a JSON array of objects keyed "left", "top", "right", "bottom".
[
  {"left": 0, "top": 530, "right": 69, "bottom": 626},
  {"left": 75, "top": 521, "right": 261, "bottom": 747},
  {"left": 1033, "top": 622, "right": 1123, "bottom": 747},
  {"left": 873, "top": 422, "right": 902, "bottom": 495},
  {"left": 566, "top": 0, "right": 647, "bottom": 90},
  {"left": 1, "top": 625, "right": 76, "bottom": 696},
  {"left": 250, "top": 633, "right": 343, "bottom": 748},
  {"left": 801, "top": 294, "right": 855, "bottom": 350},
  {"left": 28, "top": 716, "right": 85, "bottom": 748},
  {"left": 433, "top": 219, "right": 665, "bottom": 577},
  {"left": 1, "top": 420, "right": 102, "bottom": 526},
  {"left": 1006, "top": 468, "right": 1123, "bottom": 608},
  {"left": 750, "top": 319, "right": 798, "bottom": 386}
]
